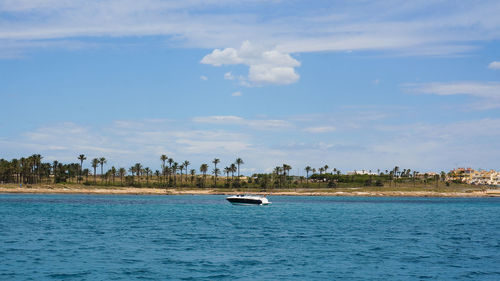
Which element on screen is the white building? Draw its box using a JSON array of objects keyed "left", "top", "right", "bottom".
[
  {"left": 346, "top": 170, "right": 377, "bottom": 176},
  {"left": 467, "top": 170, "right": 500, "bottom": 186},
  {"left": 487, "top": 172, "right": 500, "bottom": 186}
]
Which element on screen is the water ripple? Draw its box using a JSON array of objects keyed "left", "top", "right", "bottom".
[{"left": 0, "top": 194, "right": 499, "bottom": 280}]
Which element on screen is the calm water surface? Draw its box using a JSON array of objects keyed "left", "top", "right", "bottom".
[{"left": 0, "top": 194, "right": 499, "bottom": 280}]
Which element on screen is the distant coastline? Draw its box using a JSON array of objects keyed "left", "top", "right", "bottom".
[{"left": 1, "top": 184, "right": 499, "bottom": 198}]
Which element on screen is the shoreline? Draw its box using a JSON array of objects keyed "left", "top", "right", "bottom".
[{"left": 1, "top": 185, "right": 499, "bottom": 198}]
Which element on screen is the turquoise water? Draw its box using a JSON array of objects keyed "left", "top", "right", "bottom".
[{"left": 1, "top": 194, "right": 499, "bottom": 280}]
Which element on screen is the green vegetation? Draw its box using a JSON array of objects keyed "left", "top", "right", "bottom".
[{"left": 0, "top": 154, "right": 489, "bottom": 193}]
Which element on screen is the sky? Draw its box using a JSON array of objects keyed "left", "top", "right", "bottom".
[{"left": 1, "top": 0, "right": 500, "bottom": 175}]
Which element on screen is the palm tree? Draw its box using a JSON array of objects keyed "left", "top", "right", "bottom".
[
  {"left": 305, "top": 166, "right": 311, "bottom": 184},
  {"left": 36, "top": 154, "right": 43, "bottom": 183},
  {"left": 283, "top": 164, "right": 292, "bottom": 187},
  {"left": 212, "top": 158, "right": 220, "bottom": 186},
  {"left": 179, "top": 164, "right": 184, "bottom": 185},
  {"left": 160, "top": 154, "right": 168, "bottom": 183},
  {"left": 128, "top": 166, "right": 136, "bottom": 183},
  {"left": 235, "top": 158, "right": 244, "bottom": 178},
  {"left": 167, "top": 158, "right": 174, "bottom": 183},
  {"left": 77, "top": 154, "right": 86, "bottom": 183},
  {"left": 183, "top": 160, "right": 190, "bottom": 183},
  {"left": 119, "top": 167, "right": 126, "bottom": 185},
  {"left": 104, "top": 170, "right": 111, "bottom": 184},
  {"left": 28, "top": 154, "right": 41, "bottom": 184},
  {"left": 200, "top": 164, "right": 208, "bottom": 187},
  {"left": 83, "top": 168, "right": 89, "bottom": 182},
  {"left": 39, "top": 162, "right": 51, "bottom": 183},
  {"left": 212, "top": 168, "right": 220, "bottom": 187},
  {"left": 324, "top": 165, "right": 329, "bottom": 174},
  {"left": 144, "top": 167, "right": 151, "bottom": 184},
  {"left": 99, "top": 157, "right": 107, "bottom": 183},
  {"left": 110, "top": 166, "right": 116, "bottom": 184},
  {"left": 274, "top": 166, "right": 283, "bottom": 188},
  {"left": 155, "top": 169, "right": 160, "bottom": 182},
  {"left": 393, "top": 166, "right": 399, "bottom": 187},
  {"left": 224, "top": 166, "right": 231, "bottom": 185},
  {"left": 11, "top": 159, "right": 20, "bottom": 184},
  {"left": 190, "top": 169, "right": 196, "bottom": 186},
  {"left": 91, "top": 158, "right": 99, "bottom": 184},
  {"left": 230, "top": 163, "right": 237, "bottom": 182},
  {"left": 283, "top": 164, "right": 291, "bottom": 176},
  {"left": 164, "top": 167, "right": 171, "bottom": 186},
  {"left": 52, "top": 160, "right": 59, "bottom": 184},
  {"left": 134, "top": 163, "right": 143, "bottom": 179},
  {"left": 172, "top": 162, "right": 178, "bottom": 187},
  {"left": 25, "top": 156, "right": 33, "bottom": 184}
]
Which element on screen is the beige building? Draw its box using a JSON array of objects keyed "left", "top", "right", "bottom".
[
  {"left": 465, "top": 170, "right": 499, "bottom": 186},
  {"left": 447, "top": 168, "right": 474, "bottom": 182},
  {"left": 487, "top": 171, "right": 500, "bottom": 186}
]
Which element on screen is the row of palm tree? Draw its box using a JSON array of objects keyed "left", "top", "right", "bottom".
[
  {"left": 0, "top": 154, "right": 87, "bottom": 184},
  {"left": 69, "top": 155, "right": 245, "bottom": 188},
  {"left": 1, "top": 154, "right": 451, "bottom": 189}
]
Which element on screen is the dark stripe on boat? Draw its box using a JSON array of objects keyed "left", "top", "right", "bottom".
[{"left": 227, "top": 198, "right": 262, "bottom": 204}]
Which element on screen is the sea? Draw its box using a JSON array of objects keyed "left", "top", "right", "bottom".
[{"left": 0, "top": 194, "right": 499, "bottom": 280}]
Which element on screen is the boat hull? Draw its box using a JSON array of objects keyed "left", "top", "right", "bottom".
[
  {"left": 227, "top": 198, "right": 263, "bottom": 205},
  {"left": 226, "top": 195, "right": 271, "bottom": 205}
]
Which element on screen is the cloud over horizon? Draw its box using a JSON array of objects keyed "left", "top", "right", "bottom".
[{"left": 2, "top": 114, "right": 499, "bottom": 173}]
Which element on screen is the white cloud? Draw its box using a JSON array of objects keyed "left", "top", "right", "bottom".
[
  {"left": 231, "top": 91, "right": 242, "bottom": 96},
  {"left": 303, "top": 126, "right": 336, "bottom": 133},
  {"left": 1, "top": 120, "right": 256, "bottom": 168},
  {"left": 1, "top": 0, "right": 500, "bottom": 58},
  {"left": 201, "top": 48, "right": 243, "bottom": 66},
  {"left": 192, "top": 115, "right": 243, "bottom": 124},
  {"left": 2, "top": 115, "right": 500, "bottom": 173},
  {"left": 201, "top": 41, "right": 300, "bottom": 85},
  {"left": 200, "top": 75, "right": 208, "bottom": 80},
  {"left": 248, "top": 65, "right": 299, "bottom": 85},
  {"left": 489, "top": 61, "right": 500, "bottom": 70},
  {"left": 192, "top": 115, "right": 292, "bottom": 130},
  {"left": 404, "top": 81, "right": 500, "bottom": 109},
  {"left": 373, "top": 79, "right": 380, "bottom": 85},
  {"left": 224, "top": 72, "right": 234, "bottom": 80},
  {"left": 406, "top": 82, "right": 500, "bottom": 98},
  {"left": 11, "top": 122, "right": 134, "bottom": 164},
  {"left": 369, "top": 119, "right": 500, "bottom": 170},
  {"left": 176, "top": 139, "right": 249, "bottom": 154}
]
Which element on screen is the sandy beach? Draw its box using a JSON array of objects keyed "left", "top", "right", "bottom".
[{"left": 1, "top": 184, "right": 499, "bottom": 197}]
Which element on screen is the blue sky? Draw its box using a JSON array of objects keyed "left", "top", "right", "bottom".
[{"left": 1, "top": 0, "right": 500, "bottom": 175}]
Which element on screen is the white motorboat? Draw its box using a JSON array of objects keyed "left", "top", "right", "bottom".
[{"left": 226, "top": 194, "right": 271, "bottom": 205}]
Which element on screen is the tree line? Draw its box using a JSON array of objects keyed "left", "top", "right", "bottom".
[
  {"left": 0, "top": 154, "right": 246, "bottom": 188},
  {"left": 0, "top": 154, "right": 448, "bottom": 189}
]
